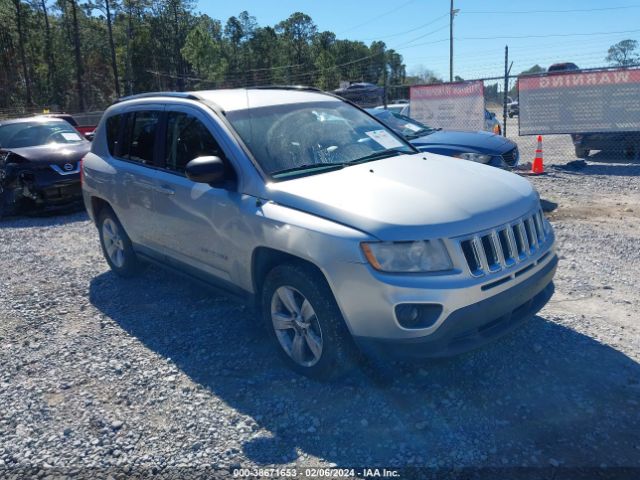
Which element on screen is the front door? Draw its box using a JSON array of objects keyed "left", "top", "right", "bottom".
[{"left": 151, "top": 107, "right": 242, "bottom": 282}]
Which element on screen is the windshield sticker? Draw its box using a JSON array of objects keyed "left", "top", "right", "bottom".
[
  {"left": 365, "top": 130, "right": 404, "bottom": 149},
  {"left": 404, "top": 123, "right": 422, "bottom": 132},
  {"left": 61, "top": 132, "right": 82, "bottom": 141}
]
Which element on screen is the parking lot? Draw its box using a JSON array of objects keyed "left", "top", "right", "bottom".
[{"left": 1, "top": 135, "right": 639, "bottom": 477}]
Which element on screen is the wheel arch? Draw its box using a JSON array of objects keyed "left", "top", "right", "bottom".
[
  {"left": 90, "top": 196, "right": 112, "bottom": 223},
  {"left": 251, "top": 247, "right": 330, "bottom": 307}
]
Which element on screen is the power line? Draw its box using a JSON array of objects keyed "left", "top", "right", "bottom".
[
  {"left": 464, "top": 5, "right": 640, "bottom": 14},
  {"left": 336, "top": 0, "right": 419, "bottom": 34},
  {"left": 457, "top": 27, "right": 640, "bottom": 41},
  {"left": 400, "top": 27, "right": 640, "bottom": 51},
  {"left": 393, "top": 24, "right": 450, "bottom": 49},
  {"left": 355, "top": 13, "right": 449, "bottom": 42}
]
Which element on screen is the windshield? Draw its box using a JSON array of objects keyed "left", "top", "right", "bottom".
[
  {"left": 372, "top": 110, "right": 436, "bottom": 139},
  {"left": 226, "top": 101, "right": 415, "bottom": 179},
  {"left": 0, "top": 121, "right": 85, "bottom": 149}
]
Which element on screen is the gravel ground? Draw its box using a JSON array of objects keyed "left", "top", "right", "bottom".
[{"left": 1, "top": 147, "right": 639, "bottom": 479}]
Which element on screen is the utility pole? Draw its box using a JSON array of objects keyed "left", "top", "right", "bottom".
[{"left": 449, "top": 0, "right": 459, "bottom": 82}]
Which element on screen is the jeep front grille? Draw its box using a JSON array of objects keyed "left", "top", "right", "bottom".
[{"left": 459, "top": 209, "right": 549, "bottom": 277}]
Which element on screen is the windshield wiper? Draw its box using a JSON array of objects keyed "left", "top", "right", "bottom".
[
  {"left": 405, "top": 128, "right": 439, "bottom": 140},
  {"left": 347, "top": 148, "right": 408, "bottom": 165},
  {"left": 271, "top": 162, "right": 346, "bottom": 178}
]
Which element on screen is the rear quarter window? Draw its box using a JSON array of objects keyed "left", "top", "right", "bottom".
[{"left": 106, "top": 114, "right": 122, "bottom": 156}]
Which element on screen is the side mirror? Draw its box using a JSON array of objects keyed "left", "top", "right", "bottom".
[{"left": 185, "top": 156, "right": 226, "bottom": 185}]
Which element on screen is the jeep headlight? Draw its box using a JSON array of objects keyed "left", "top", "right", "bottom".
[
  {"left": 455, "top": 152, "right": 492, "bottom": 164},
  {"left": 361, "top": 240, "right": 453, "bottom": 273}
]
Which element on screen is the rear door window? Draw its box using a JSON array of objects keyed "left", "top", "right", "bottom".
[{"left": 121, "top": 111, "right": 160, "bottom": 165}]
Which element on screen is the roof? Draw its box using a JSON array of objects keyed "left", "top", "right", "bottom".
[
  {"left": 0, "top": 116, "right": 68, "bottom": 126},
  {"left": 114, "top": 88, "right": 341, "bottom": 113},
  {"left": 193, "top": 88, "right": 341, "bottom": 113}
]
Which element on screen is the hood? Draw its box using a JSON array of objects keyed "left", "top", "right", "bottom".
[
  {"left": 3, "top": 142, "right": 90, "bottom": 165},
  {"left": 266, "top": 153, "right": 538, "bottom": 241},
  {"left": 411, "top": 130, "right": 514, "bottom": 154}
]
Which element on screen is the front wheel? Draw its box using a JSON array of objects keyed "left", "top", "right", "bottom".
[
  {"left": 98, "top": 207, "right": 140, "bottom": 277},
  {"left": 261, "top": 263, "right": 354, "bottom": 380}
]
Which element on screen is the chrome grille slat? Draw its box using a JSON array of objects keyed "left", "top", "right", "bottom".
[
  {"left": 534, "top": 212, "right": 545, "bottom": 242},
  {"left": 527, "top": 217, "right": 538, "bottom": 250},
  {"left": 491, "top": 231, "right": 506, "bottom": 268},
  {"left": 459, "top": 209, "right": 549, "bottom": 277},
  {"left": 505, "top": 226, "right": 520, "bottom": 263},
  {"left": 518, "top": 221, "right": 530, "bottom": 255},
  {"left": 472, "top": 236, "right": 489, "bottom": 272}
]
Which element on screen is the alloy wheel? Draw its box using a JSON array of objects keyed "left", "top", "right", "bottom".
[
  {"left": 270, "top": 286, "right": 323, "bottom": 367},
  {"left": 102, "top": 218, "right": 125, "bottom": 268}
]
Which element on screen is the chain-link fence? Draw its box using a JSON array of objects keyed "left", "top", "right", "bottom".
[
  {"left": 357, "top": 65, "right": 640, "bottom": 168},
  {"left": 4, "top": 63, "right": 640, "bottom": 168}
]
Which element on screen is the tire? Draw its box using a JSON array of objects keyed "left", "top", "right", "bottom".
[
  {"left": 97, "top": 207, "right": 140, "bottom": 277},
  {"left": 575, "top": 147, "right": 590, "bottom": 158},
  {"left": 623, "top": 145, "right": 636, "bottom": 159},
  {"left": 260, "top": 262, "right": 354, "bottom": 380}
]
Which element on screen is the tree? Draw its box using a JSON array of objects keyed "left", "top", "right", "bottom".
[
  {"left": 276, "top": 12, "right": 317, "bottom": 82},
  {"left": 182, "top": 16, "right": 226, "bottom": 86},
  {"left": 0, "top": 6, "right": 407, "bottom": 110},
  {"left": 87, "top": 0, "right": 120, "bottom": 97},
  {"left": 510, "top": 64, "right": 546, "bottom": 98},
  {"left": 12, "top": 0, "right": 33, "bottom": 104},
  {"left": 606, "top": 39, "right": 639, "bottom": 67},
  {"left": 405, "top": 65, "right": 442, "bottom": 85},
  {"left": 519, "top": 64, "right": 545, "bottom": 75}
]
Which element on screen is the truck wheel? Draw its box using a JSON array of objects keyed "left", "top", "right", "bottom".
[
  {"left": 623, "top": 145, "right": 636, "bottom": 159},
  {"left": 575, "top": 147, "right": 590, "bottom": 158},
  {"left": 261, "top": 263, "right": 354, "bottom": 380},
  {"left": 98, "top": 207, "right": 140, "bottom": 277}
]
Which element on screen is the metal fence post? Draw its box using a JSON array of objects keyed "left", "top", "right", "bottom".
[{"left": 503, "top": 45, "right": 509, "bottom": 137}]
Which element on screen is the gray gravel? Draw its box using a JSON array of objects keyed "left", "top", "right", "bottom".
[{"left": 1, "top": 148, "right": 639, "bottom": 477}]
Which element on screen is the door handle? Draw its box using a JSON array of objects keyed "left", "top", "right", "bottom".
[{"left": 154, "top": 185, "right": 175, "bottom": 195}]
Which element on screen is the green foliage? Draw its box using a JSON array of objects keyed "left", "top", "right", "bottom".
[
  {"left": 606, "top": 39, "right": 639, "bottom": 67},
  {"left": 1, "top": 1, "right": 407, "bottom": 112},
  {"left": 519, "top": 64, "right": 545, "bottom": 75}
]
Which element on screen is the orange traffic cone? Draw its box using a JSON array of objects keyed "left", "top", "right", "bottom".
[{"left": 531, "top": 135, "right": 544, "bottom": 174}]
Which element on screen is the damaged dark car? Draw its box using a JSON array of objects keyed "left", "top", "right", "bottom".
[{"left": 0, "top": 117, "right": 90, "bottom": 218}]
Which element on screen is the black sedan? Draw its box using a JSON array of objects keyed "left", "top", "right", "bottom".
[
  {"left": 0, "top": 117, "right": 90, "bottom": 217},
  {"left": 368, "top": 109, "right": 520, "bottom": 169}
]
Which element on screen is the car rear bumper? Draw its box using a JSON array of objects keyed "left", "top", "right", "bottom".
[
  {"left": 572, "top": 132, "right": 640, "bottom": 150},
  {"left": 352, "top": 254, "right": 557, "bottom": 359}
]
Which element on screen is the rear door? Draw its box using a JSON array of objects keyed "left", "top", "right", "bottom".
[
  {"left": 110, "top": 107, "right": 164, "bottom": 248},
  {"left": 150, "top": 105, "right": 242, "bottom": 282}
]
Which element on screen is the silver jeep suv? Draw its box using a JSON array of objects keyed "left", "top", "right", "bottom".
[{"left": 82, "top": 88, "right": 557, "bottom": 379}]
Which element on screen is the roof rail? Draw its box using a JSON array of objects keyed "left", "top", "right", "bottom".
[
  {"left": 244, "top": 85, "right": 323, "bottom": 92},
  {"left": 115, "top": 91, "right": 202, "bottom": 103}
]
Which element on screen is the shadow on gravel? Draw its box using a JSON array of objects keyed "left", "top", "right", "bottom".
[
  {"left": 552, "top": 151, "right": 640, "bottom": 177},
  {"left": 0, "top": 206, "right": 87, "bottom": 228},
  {"left": 89, "top": 267, "right": 640, "bottom": 469}
]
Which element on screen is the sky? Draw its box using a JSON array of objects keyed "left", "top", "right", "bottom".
[{"left": 196, "top": 0, "right": 640, "bottom": 81}]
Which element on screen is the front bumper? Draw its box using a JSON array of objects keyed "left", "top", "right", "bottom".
[
  {"left": 1, "top": 162, "right": 81, "bottom": 211},
  {"left": 353, "top": 254, "right": 557, "bottom": 359}
]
